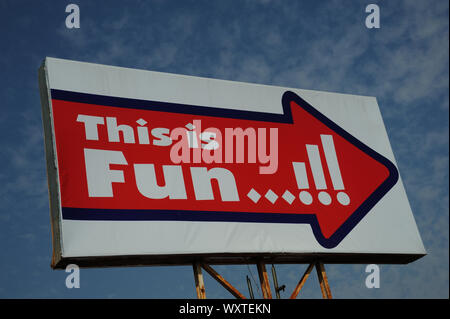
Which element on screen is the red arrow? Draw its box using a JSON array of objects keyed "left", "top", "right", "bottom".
[{"left": 50, "top": 90, "right": 398, "bottom": 248}]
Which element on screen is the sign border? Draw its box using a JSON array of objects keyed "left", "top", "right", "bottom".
[
  {"left": 39, "top": 61, "right": 64, "bottom": 267},
  {"left": 49, "top": 89, "right": 399, "bottom": 249}
]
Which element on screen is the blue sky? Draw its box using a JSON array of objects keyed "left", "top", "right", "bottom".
[{"left": 0, "top": 0, "right": 448, "bottom": 298}]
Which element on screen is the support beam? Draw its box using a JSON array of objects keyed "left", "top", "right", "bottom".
[
  {"left": 315, "top": 262, "right": 332, "bottom": 299},
  {"left": 256, "top": 262, "right": 272, "bottom": 299},
  {"left": 271, "top": 264, "right": 285, "bottom": 299},
  {"left": 246, "top": 275, "right": 255, "bottom": 299},
  {"left": 192, "top": 261, "right": 332, "bottom": 300},
  {"left": 290, "top": 263, "right": 314, "bottom": 299},
  {"left": 201, "top": 264, "right": 246, "bottom": 299},
  {"left": 193, "top": 262, "right": 206, "bottom": 299}
]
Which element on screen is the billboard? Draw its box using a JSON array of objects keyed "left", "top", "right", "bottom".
[{"left": 39, "top": 57, "right": 425, "bottom": 268}]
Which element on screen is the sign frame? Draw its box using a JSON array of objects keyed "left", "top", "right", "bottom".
[{"left": 38, "top": 58, "right": 426, "bottom": 269}]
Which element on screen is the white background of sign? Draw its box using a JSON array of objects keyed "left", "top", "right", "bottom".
[{"left": 44, "top": 58, "right": 425, "bottom": 261}]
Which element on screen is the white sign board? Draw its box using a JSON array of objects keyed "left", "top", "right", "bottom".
[{"left": 39, "top": 57, "right": 425, "bottom": 268}]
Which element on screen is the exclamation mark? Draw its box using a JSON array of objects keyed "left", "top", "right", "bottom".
[
  {"left": 293, "top": 134, "right": 350, "bottom": 206},
  {"left": 306, "top": 144, "right": 332, "bottom": 205},
  {"left": 320, "top": 134, "right": 350, "bottom": 206},
  {"left": 293, "top": 162, "right": 313, "bottom": 205}
]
